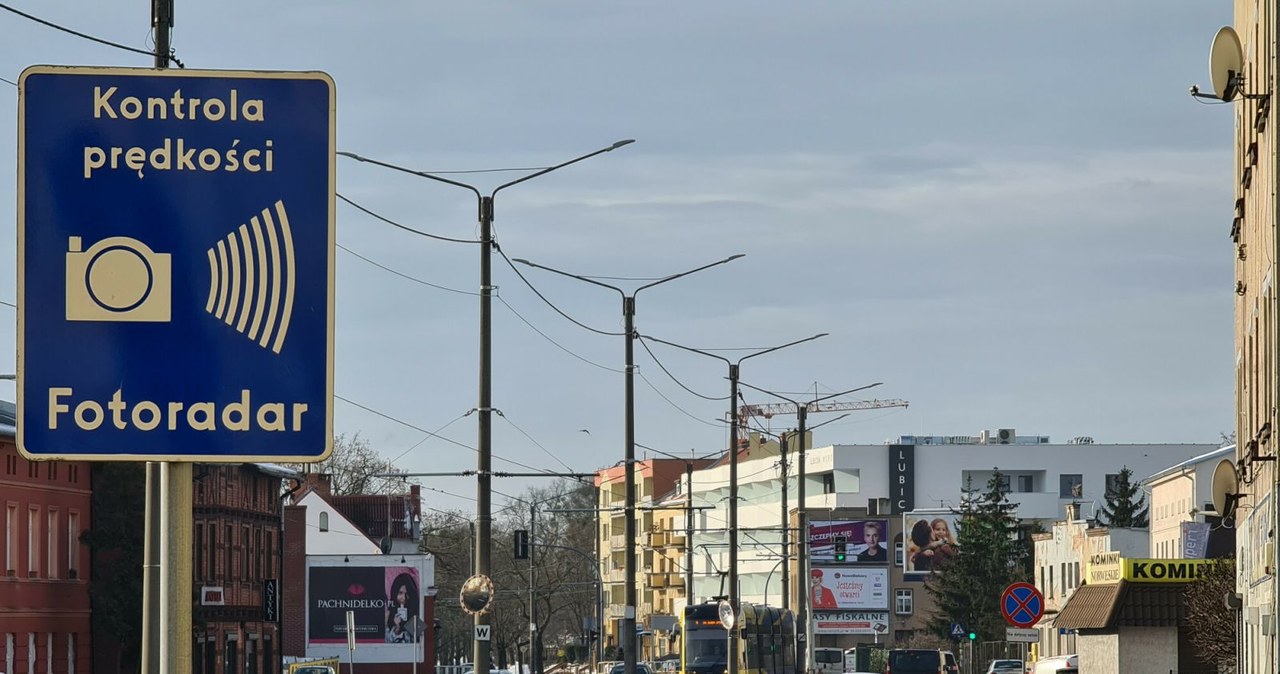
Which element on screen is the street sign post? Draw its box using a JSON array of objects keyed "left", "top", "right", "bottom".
[
  {"left": 17, "top": 66, "right": 335, "bottom": 462},
  {"left": 1000, "top": 582, "right": 1045, "bottom": 629},
  {"left": 949, "top": 623, "right": 965, "bottom": 640}
]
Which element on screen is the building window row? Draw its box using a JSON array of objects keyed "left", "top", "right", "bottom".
[
  {"left": 2, "top": 632, "right": 76, "bottom": 674},
  {"left": 3, "top": 503, "right": 81, "bottom": 579},
  {"left": 8, "top": 457, "right": 80, "bottom": 483},
  {"left": 194, "top": 519, "right": 277, "bottom": 583}
]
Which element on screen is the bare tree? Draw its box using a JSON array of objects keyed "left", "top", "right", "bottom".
[
  {"left": 280, "top": 433, "right": 405, "bottom": 495},
  {"left": 1184, "top": 559, "right": 1237, "bottom": 672}
]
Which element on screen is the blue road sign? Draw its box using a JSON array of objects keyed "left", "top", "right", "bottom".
[
  {"left": 1000, "top": 582, "right": 1044, "bottom": 629},
  {"left": 17, "top": 66, "right": 335, "bottom": 461},
  {"left": 949, "top": 623, "right": 964, "bottom": 639}
]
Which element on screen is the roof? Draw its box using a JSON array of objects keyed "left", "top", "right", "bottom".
[
  {"left": 0, "top": 399, "right": 14, "bottom": 438},
  {"left": 1053, "top": 583, "right": 1124, "bottom": 629},
  {"left": 1055, "top": 581, "right": 1186, "bottom": 630},
  {"left": 1143, "top": 444, "right": 1235, "bottom": 484}
]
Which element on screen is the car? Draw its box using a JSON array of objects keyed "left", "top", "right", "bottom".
[
  {"left": 886, "top": 649, "right": 958, "bottom": 674},
  {"left": 609, "top": 665, "right": 653, "bottom": 674},
  {"left": 986, "top": 661, "right": 1025, "bottom": 674}
]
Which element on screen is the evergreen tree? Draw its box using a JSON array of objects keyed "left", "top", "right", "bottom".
[
  {"left": 925, "top": 470, "right": 1030, "bottom": 643},
  {"left": 1097, "top": 466, "right": 1149, "bottom": 528}
]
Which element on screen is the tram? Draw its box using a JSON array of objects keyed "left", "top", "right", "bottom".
[{"left": 678, "top": 601, "right": 798, "bottom": 674}]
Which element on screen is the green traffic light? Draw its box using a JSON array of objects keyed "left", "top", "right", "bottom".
[{"left": 967, "top": 632, "right": 976, "bottom": 640}]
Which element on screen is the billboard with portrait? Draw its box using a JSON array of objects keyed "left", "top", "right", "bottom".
[
  {"left": 902, "top": 511, "right": 960, "bottom": 574},
  {"left": 306, "top": 554, "right": 434, "bottom": 663},
  {"left": 807, "top": 566, "right": 889, "bottom": 610},
  {"left": 808, "top": 520, "right": 890, "bottom": 565}
]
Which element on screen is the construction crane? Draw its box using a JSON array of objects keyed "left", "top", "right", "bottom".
[{"left": 737, "top": 398, "right": 910, "bottom": 426}]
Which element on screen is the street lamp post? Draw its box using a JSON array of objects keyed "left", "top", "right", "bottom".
[
  {"left": 636, "top": 444, "right": 721, "bottom": 605},
  {"left": 512, "top": 254, "right": 744, "bottom": 674},
  {"left": 339, "top": 140, "right": 633, "bottom": 674},
  {"left": 734, "top": 381, "right": 882, "bottom": 674},
  {"left": 640, "top": 334, "right": 828, "bottom": 674}
]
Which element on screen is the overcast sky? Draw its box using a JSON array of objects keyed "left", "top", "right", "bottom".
[{"left": 0, "top": 1, "right": 1237, "bottom": 513}]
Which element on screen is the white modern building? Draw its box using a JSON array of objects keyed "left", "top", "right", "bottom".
[{"left": 684, "top": 428, "right": 1216, "bottom": 645}]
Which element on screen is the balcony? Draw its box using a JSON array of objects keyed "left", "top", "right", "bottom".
[
  {"left": 649, "top": 573, "right": 668, "bottom": 588},
  {"left": 648, "top": 531, "right": 668, "bottom": 547},
  {"left": 608, "top": 567, "right": 626, "bottom": 583},
  {"left": 668, "top": 534, "right": 686, "bottom": 548},
  {"left": 611, "top": 534, "right": 627, "bottom": 550}
]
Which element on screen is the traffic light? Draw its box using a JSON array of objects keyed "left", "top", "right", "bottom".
[
  {"left": 967, "top": 631, "right": 977, "bottom": 641},
  {"left": 833, "top": 534, "right": 848, "bottom": 562},
  {"left": 514, "top": 529, "right": 530, "bottom": 560}
]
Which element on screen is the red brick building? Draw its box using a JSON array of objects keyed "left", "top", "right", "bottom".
[
  {"left": 0, "top": 400, "right": 94, "bottom": 674},
  {"left": 193, "top": 463, "right": 299, "bottom": 674}
]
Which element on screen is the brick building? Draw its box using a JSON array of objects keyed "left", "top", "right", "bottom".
[
  {"left": 0, "top": 400, "right": 94, "bottom": 673},
  {"left": 192, "top": 463, "right": 300, "bottom": 674}
]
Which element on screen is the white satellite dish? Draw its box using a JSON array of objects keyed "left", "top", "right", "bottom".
[
  {"left": 1211, "top": 458, "right": 1240, "bottom": 517},
  {"left": 718, "top": 600, "right": 736, "bottom": 630},
  {"left": 1209, "top": 26, "right": 1245, "bottom": 101}
]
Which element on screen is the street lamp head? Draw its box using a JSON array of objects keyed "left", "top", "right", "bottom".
[
  {"left": 726, "top": 254, "right": 747, "bottom": 262},
  {"left": 610, "top": 139, "right": 637, "bottom": 150},
  {"left": 511, "top": 258, "right": 531, "bottom": 265}
]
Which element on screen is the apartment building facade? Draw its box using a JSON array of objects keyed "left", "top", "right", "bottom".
[{"left": 0, "top": 400, "right": 94, "bottom": 674}]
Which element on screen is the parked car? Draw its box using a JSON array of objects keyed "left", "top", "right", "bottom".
[
  {"left": 1031, "top": 655, "right": 1077, "bottom": 674},
  {"left": 886, "top": 649, "right": 958, "bottom": 674},
  {"left": 609, "top": 664, "right": 653, "bottom": 674},
  {"left": 986, "top": 660, "right": 1025, "bottom": 674}
]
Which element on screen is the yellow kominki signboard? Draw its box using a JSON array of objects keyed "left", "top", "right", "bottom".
[{"left": 1121, "top": 558, "right": 1214, "bottom": 583}]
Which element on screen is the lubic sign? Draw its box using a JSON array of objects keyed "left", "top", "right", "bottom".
[
  {"left": 17, "top": 66, "right": 335, "bottom": 462},
  {"left": 889, "top": 444, "right": 915, "bottom": 514}
]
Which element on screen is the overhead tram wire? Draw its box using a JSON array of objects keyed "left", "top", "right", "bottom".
[
  {"left": 338, "top": 244, "right": 476, "bottom": 296},
  {"left": 637, "top": 336, "right": 729, "bottom": 401},
  {"left": 0, "top": 76, "right": 15, "bottom": 87},
  {"left": 493, "top": 410, "right": 576, "bottom": 473},
  {"left": 497, "top": 296, "right": 623, "bottom": 374},
  {"left": 334, "top": 395, "right": 558, "bottom": 476},
  {"left": 496, "top": 248, "right": 626, "bottom": 338},
  {"left": 337, "top": 193, "right": 480, "bottom": 244},
  {"left": 637, "top": 373, "right": 726, "bottom": 429},
  {"left": 0, "top": 3, "right": 183, "bottom": 67}
]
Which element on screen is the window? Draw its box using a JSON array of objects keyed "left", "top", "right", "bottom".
[
  {"left": 894, "top": 534, "right": 904, "bottom": 568},
  {"left": 1048, "top": 566, "right": 1054, "bottom": 598},
  {"left": 1061, "top": 563, "right": 1067, "bottom": 592},
  {"left": 67, "top": 511, "right": 80, "bottom": 579},
  {"left": 224, "top": 525, "right": 232, "bottom": 581},
  {"left": 998, "top": 475, "right": 1011, "bottom": 493},
  {"left": 241, "top": 525, "right": 250, "bottom": 578},
  {"left": 1059, "top": 474, "right": 1083, "bottom": 498},
  {"left": 1105, "top": 473, "right": 1121, "bottom": 495},
  {"left": 1074, "top": 561, "right": 1080, "bottom": 589},
  {"left": 821, "top": 473, "right": 835, "bottom": 495},
  {"left": 1018, "top": 475, "right": 1033, "bottom": 493},
  {"left": 47, "top": 509, "right": 58, "bottom": 578},
  {"left": 318, "top": 512, "right": 329, "bottom": 532},
  {"left": 5, "top": 504, "right": 16, "bottom": 574},
  {"left": 895, "top": 589, "right": 913, "bottom": 615},
  {"left": 28, "top": 507, "right": 40, "bottom": 577},
  {"left": 195, "top": 523, "right": 204, "bottom": 581}
]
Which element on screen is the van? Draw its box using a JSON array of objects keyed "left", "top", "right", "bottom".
[
  {"left": 1031, "top": 655, "right": 1077, "bottom": 674},
  {"left": 813, "top": 647, "right": 844, "bottom": 674},
  {"left": 886, "top": 649, "right": 957, "bottom": 674}
]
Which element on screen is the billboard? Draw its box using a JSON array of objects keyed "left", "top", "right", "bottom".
[
  {"left": 807, "top": 567, "right": 889, "bottom": 610},
  {"left": 809, "top": 520, "right": 890, "bottom": 564},
  {"left": 306, "top": 555, "right": 434, "bottom": 663},
  {"left": 812, "top": 610, "right": 890, "bottom": 635},
  {"left": 903, "top": 511, "right": 960, "bottom": 574}
]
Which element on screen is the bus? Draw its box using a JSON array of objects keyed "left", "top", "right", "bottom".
[{"left": 678, "top": 601, "right": 798, "bottom": 674}]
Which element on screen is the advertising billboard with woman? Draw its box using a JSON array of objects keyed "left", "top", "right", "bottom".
[{"left": 902, "top": 511, "right": 959, "bottom": 574}]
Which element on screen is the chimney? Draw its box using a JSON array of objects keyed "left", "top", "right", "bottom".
[{"left": 303, "top": 472, "right": 332, "bottom": 500}]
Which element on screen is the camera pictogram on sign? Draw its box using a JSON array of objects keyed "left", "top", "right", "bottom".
[{"left": 66, "top": 235, "right": 172, "bottom": 322}]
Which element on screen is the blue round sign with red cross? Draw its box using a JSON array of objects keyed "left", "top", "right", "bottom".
[{"left": 1001, "top": 582, "right": 1044, "bottom": 628}]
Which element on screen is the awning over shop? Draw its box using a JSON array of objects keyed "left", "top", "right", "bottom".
[
  {"left": 1053, "top": 584, "right": 1123, "bottom": 629},
  {"left": 1054, "top": 582, "right": 1186, "bottom": 630}
]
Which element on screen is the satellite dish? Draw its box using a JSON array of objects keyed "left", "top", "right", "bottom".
[
  {"left": 1209, "top": 26, "right": 1245, "bottom": 101},
  {"left": 718, "top": 600, "right": 736, "bottom": 630},
  {"left": 1211, "top": 458, "right": 1240, "bottom": 517},
  {"left": 459, "top": 574, "right": 495, "bottom": 615}
]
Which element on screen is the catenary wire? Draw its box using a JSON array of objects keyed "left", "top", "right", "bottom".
[
  {"left": 335, "top": 395, "right": 558, "bottom": 476},
  {"left": 0, "top": 3, "right": 183, "bottom": 67},
  {"left": 495, "top": 246, "right": 625, "bottom": 337},
  {"left": 387, "top": 412, "right": 470, "bottom": 465},
  {"left": 0, "top": 299, "right": 14, "bottom": 308},
  {"left": 0, "top": 75, "right": 15, "bottom": 87},
  {"left": 493, "top": 410, "right": 576, "bottom": 473},
  {"left": 637, "top": 373, "right": 725, "bottom": 429},
  {"left": 496, "top": 296, "right": 623, "bottom": 373},
  {"left": 337, "top": 193, "right": 480, "bottom": 244},
  {"left": 637, "top": 336, "right": 729, "bottom": 401},
  {"left": 337, "top": 243, "right": 476, "bottom": 296}
]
